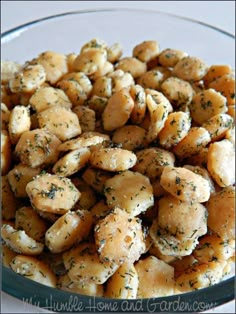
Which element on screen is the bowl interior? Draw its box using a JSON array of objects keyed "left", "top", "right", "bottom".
[
  {"left": 1, "top": 8, "right": 235, "bottom": 312},
  {"left": 1, "top": 8, "right": 235, "bottom": 67}
]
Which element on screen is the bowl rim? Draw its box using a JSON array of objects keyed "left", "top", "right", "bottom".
[
  {"left": 2, "top": 266, "right": 235, "bottom": 313},
  {"left": 1, "top": 7, "right": 235, "bottom": 41},
  {"left": 1, "top": 7, "right": 235, "bottom": 313}
]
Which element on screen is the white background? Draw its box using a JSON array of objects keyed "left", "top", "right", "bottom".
[{"left": 1, "top": 1, "right": 235, "bottom": 313}]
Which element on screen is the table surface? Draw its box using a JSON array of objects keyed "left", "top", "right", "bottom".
[{"left": 1, "top": 1, "right": 235, "bottom": 313}]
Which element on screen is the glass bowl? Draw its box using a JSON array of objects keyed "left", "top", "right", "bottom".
[{"left": 1, "top": 8, "right": 235, "bottom": 313}]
